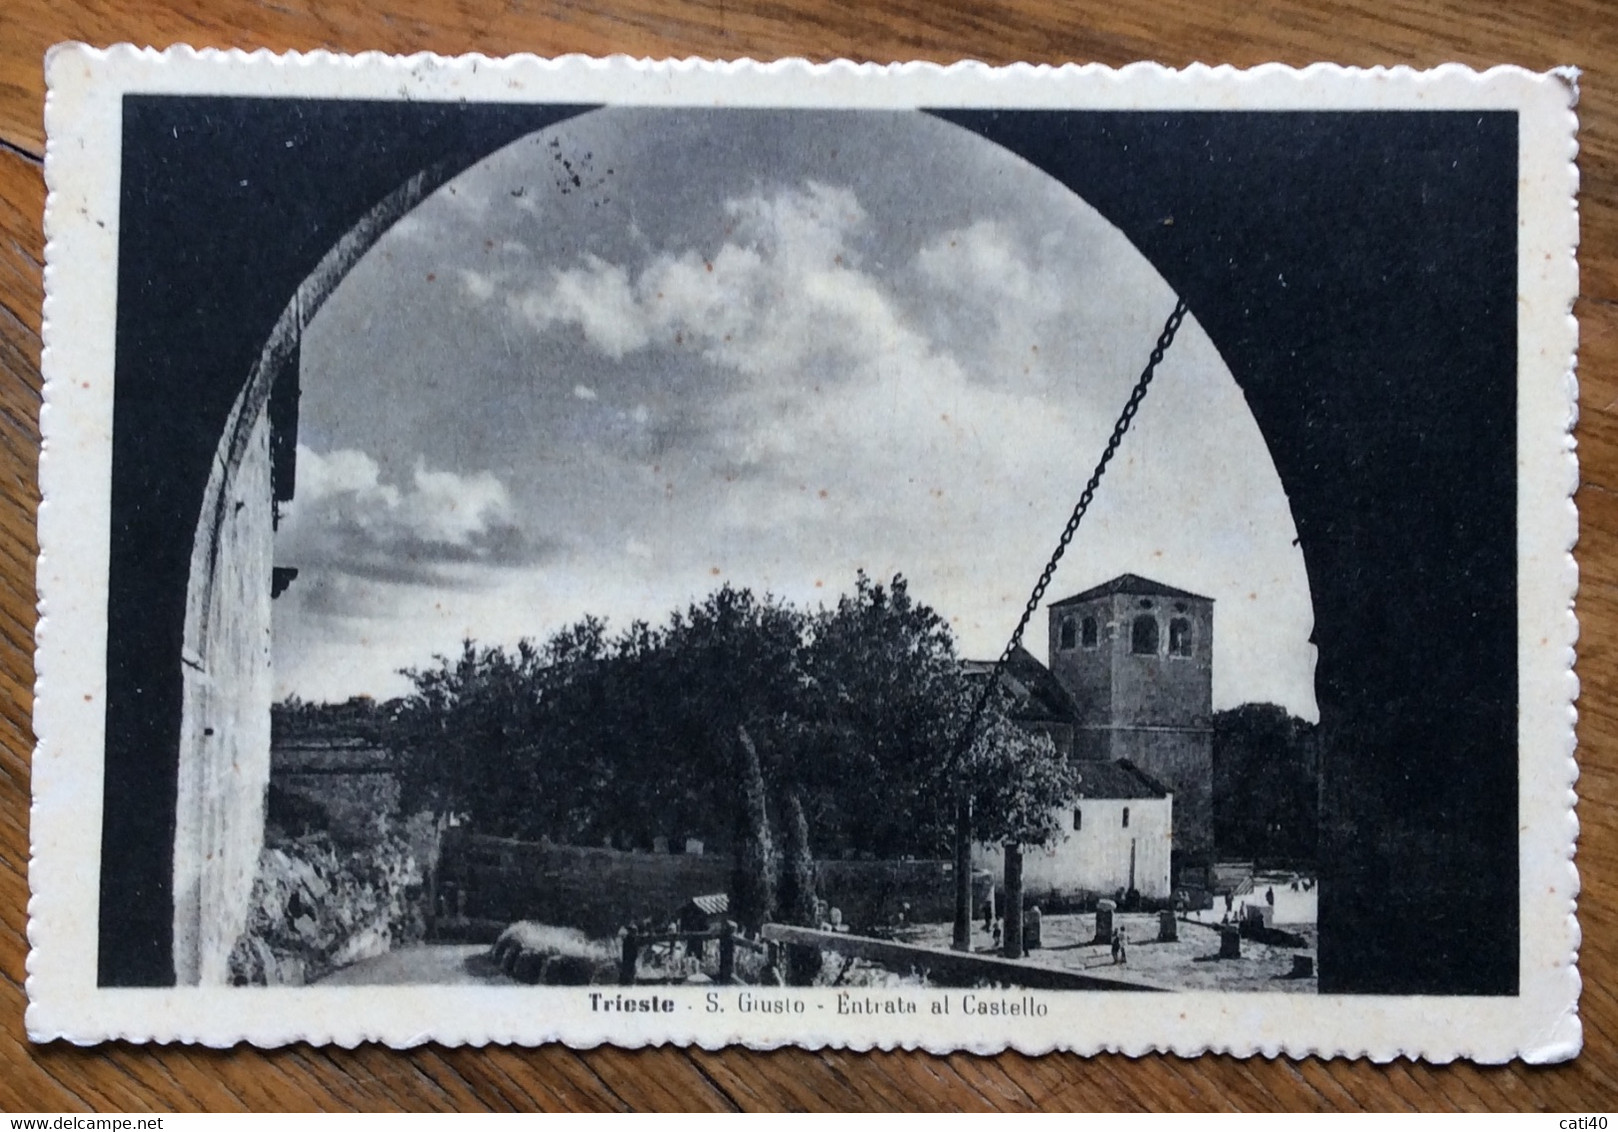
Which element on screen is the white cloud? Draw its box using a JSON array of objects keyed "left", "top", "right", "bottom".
[
  {"left": 573, "top": 384, "right": 598, "bottom": 401},
  {"left": 498, "top": 181, "right": 1101, "bottom": 530},
  {"left": 726, "top": 181, "right": 865, "bottom": 269},
  {"left": 288, "top": 122, "right": 1317, "bottom": 721},
  {"left": 295, "top": 445, "right": 400, "bottom": 508},
  {"left": 506, "top": 182, "right": 881, "bottom": 380},
  {"left": 385, "top": 213, "right": 432, "bottom": 242},
  {"left": 512, "top": 253, "right": 650, "bottom": 359},
  {"left": 916, "top": 219, "right": 1063, "bottom": 322},
  {"left": 458, "top": 268, "right": 497, "bottom": 301},
  {"left": 405, "top": 460, "right": 515, "bottom": 547},
  {"left": 279, "top": 446, "right": 540, "bottom": 586}
]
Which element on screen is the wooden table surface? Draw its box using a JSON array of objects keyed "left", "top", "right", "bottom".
[{"left": 1, "top": 0, "right": 1614, "bottom": 1112}]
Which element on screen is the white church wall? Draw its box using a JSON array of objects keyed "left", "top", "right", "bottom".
[
  {"left": 174, "top": 385, "right": 276, "bottom": 986},
  {"left": 974, "top": 794, "right": 1173, "bottom": 903}
]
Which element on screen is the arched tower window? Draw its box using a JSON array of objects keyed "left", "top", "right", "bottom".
[
  {"left": 1059, "top": 617, "right": 1077, "bottom": 650},
  {"left": 1131, "top": 614, "right": 1159, "bottom": 656},
  {"left": 1073, "top": 807, "right": 1082, "bottom": 831},
  {"left": 1122, "top": 806, "right": 1130, "bottom": 828},
  {"left": 1081, "top": 615, "right": 1099, "bottom": 649},
  {"left": 1169, "top": 616, "right": 1193, "bottom": 657}
]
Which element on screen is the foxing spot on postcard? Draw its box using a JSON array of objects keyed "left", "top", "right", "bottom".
[{"left": 28, "top": 49, "right": 1580, "bottom": 1059}]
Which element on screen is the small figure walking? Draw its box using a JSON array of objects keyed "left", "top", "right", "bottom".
[
  {"left": 1224, "top": 892, "right": 1234, "bottom": 916},
  {"left": 1111, "top": 926, "right": 1128, "bottom": 965},
  {"left": 1265, "top": 887, "right": 1276, "bottom": 908}
]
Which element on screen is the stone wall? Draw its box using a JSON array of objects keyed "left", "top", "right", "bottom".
[
  {"left": 1047, "top": 594, "right": 1115, "bottom": 721},
  {"left": 1107, "top": 593, "right": 1213, "bottom": 729},
  {"left": 274, "top": 770, "right": 400, "bottom": 843},
  {"left": 815, "top": 859, "right": 984, "bottom": 929},
  {"left": 270, "top": 740, "right": 400, "bottom": 843},
  {"left": 173, "top": 389, "right": 277, "bottom": 987},
  {"left": 1107, "top": 726, "right": 1214, "bottom": 861},
  {"left": 167, "top": 168, "right": 461, "bottom": 988},
  {"left": 974, "top": 795, "right": 1174, "bottom": 904},
  {"left": 437, "top": 833, "right": 731, "bottom": 937},
  {"left": 436, "top": 832, "right": 983, "bottom": 937}
]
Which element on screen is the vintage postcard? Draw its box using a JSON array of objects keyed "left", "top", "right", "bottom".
[{"left": 29, "top": 49, "right": 1579, "bottom": 1058}]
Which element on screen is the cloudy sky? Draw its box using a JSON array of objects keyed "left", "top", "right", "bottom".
[{"left": 272, "top": 108, "right": 1318, "bottom": 720}]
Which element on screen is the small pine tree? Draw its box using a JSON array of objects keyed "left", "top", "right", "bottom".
[
  {"left": 777, "top": 789, "right": 823, "bottom": 984},
  {"left": 778, "top": 790, "right": 818, "bottom": 924},
  {"left": 731, "top": 724, "right": 776, "bottom": 933}
]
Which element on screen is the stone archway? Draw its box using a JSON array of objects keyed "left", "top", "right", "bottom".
[
  {"left": 126, "top": 103, "right": 1520, "bottom": 995},
  {"left": 173, "top": 167, "right": 464, "bottom": 985}
]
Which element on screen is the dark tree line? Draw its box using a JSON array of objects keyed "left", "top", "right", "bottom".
[
  {"left": 377, "top": 574, "right": 1074, "bottom": 861},
  {"left": 277, "top": 574, "right": 1080, "bottom": 934},
  {"left": 1212, "top": 702, "right": 1320, "bottom": 864}
]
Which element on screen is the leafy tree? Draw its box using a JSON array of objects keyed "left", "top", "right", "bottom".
[
  {"left": 1212, "top": 703, "right": 1320, "bottom": 863},
  {"left": 370, "top": 571, "right": 1081, "bottom": 931},
  {"left": 776, "top": 790, "right": 817, "bottom": 925},
  {"left": 393, "top": 633, "right": 577, "bottom": 835},
  {"left": 272, "top": 693, "right": 402, "bottom": 746},
  {"left": 953, "top": 684, "right": 1082, "bottom": 954},
  {"left": 794, "top": 572, "right": 971, "bottom": 857},
  {"left": 961, "top": 695, "right": 1078, "bottom": 849}
]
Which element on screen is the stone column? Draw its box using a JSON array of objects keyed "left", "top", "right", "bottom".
[
  {"left": 1002, "top": 843, "right": 1024, "bottom": 960},
  {"left": 1094, "top": 898, "right": 1116, "bottom": 944},
  {"left": 1158, "top": 909, "right": 1178, "bottom": 942}
]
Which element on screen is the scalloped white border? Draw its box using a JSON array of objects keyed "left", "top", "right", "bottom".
[{"left": 29, "top": 47, "right": 1582, "bottom": 1061}]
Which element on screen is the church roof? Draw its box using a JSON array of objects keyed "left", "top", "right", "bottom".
[
  {"left": 684, "top": 893, "right": 730, "bottom": 917},
  {"left": 1072, "top": 760, "right": 1171, "bottom": 800},
  {"left": 961, "top": 645, "right": 1078, "bottom": 724},
  {"left": 1049, "top": 573, "right": 1212, "bottom": 607}
]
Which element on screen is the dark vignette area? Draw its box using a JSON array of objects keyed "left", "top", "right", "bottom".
[
  {"left": 102, "top": 97, "right": 591, "bottom": 986},
  {"left": 936, "top": 110, "right": 1519, "bottom": 995},
  {"left": 102, "top": 100, "right": 1516, "bottom": 994}
]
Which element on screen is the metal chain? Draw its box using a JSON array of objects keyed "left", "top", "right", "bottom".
[{"left": 953, "top": 297, "right": 1190, "bottom": 763}]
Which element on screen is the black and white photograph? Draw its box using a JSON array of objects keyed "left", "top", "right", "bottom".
[
  {"left": 257, "top": 106, "right": 1317, "bottom": 995},
  {"left": 27, "top": 52, "right": 1579, "bottom": 1057}
]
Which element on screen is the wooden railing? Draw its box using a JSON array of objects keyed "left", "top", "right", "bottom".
[
  {"left": 619, "top": 922, "right": 769, "bottom": 985},
  {"left": 617, "top": 921, "right": 1167, "bottom": 990},
  {"left": 759, "top": 924, "right": 1166, "bottom": 992}
]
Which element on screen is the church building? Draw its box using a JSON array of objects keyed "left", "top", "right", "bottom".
[
  {"left": 1046, "top": 574, "right": 1215, "bottom": 881},
  {"left": 974, "top": 759, "right": 1173, "bottom": 902},
  {"left": 966, "top": 572, "right": 1215, "bottom": 898}
]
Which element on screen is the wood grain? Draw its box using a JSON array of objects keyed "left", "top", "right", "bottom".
[{"left": 0, "top": 0, "right": 1612, "bottom": 1111}]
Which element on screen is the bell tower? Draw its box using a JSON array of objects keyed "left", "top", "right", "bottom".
[{"left": 1048, "top": 574, "right": 1215, "bottom": 879}]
